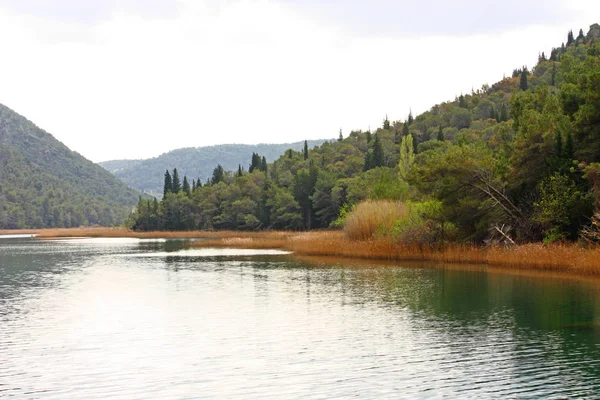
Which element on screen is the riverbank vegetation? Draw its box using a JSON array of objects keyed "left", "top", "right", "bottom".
[{"left": 121, "top": 25, "right": 600, "bottom": 271}]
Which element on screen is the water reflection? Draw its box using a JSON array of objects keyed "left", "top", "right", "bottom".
[{"left": 1, "top": 238, "right": 600, "bottom": 398}]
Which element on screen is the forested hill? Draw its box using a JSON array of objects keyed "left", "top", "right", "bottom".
[
  {"left": 0, "top": 104, "right": 140, "bottom": 228},
  {"left": 129, "top": 23, "right": 600, "bottom": 244},
  {"left": 100, "top": 140, "right": 328, "bottom": 196}
]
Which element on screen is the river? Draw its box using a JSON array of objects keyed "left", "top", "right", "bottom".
[{"left": 1, "top": 237, "right": 600, "bottom": 398}]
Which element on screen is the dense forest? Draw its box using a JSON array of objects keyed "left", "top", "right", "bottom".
[
  {"left": 129, "top": 24, "right": 600, "bottom": 244},
  {"left": 0, "top": 104, "right": 140, "bottom": 228},
  {"left": 100, "top": 140, "right": 328, "bottom": 197}
]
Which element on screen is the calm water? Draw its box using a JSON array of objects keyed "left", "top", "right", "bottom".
[{"left": 1, "top": 237, "right": 600, "bottom": 399}]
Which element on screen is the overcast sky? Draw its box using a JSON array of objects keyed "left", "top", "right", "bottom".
[{"left": 0, "top": 0, "right": 599, "bottom": 162}]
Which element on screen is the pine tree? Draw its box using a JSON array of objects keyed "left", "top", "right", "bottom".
[
  {"left": 303, "top": 140, "right": 309, "bottom": 160},
  {"left": 519, "top": 69, "right": 528, "bottom": 91},
  {"left": 163, "top": 170, "right": 172, "bottom": 198},
  {"left": 383, "top": 115, "right": 390, "bottom": 130},
  {"left": 182, "top": 176, "right": 191, "bottom": 196},
  {"left": 437, "top": 125, "right": 444, "bottom": 141},
  {"left": 338, "top": 129, "right": 343, "bottom": 142},
  {"left": 172, "top": 168, "right": 182, "bottom": 193}
]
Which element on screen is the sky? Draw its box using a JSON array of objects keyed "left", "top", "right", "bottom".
[{"left": 0, "top": 1, "right": 599, "bottom": 162}]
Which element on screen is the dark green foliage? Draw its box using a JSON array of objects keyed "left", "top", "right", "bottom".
[
  {"left": 100, "top": 140, "right": 327, "bottom": 197},
  {"left": 303, "top": 140, "right": 309, "bottom": 160},
  {"left": 567, "top": 30, "right": 575, "bottom": 46},
  {"left": 163, "top": 170, "right": 172, "bottom": 197},
  {"left": 383, "top": 115, "right": 390, "bottom": 130},
  {"left": 172, "top": 168, "right": 182, "bottom": 194},
  {"left": 0, "top": 104, "right": 139, "bottom": 228},
  {"left": 520, "top": 69, "right": 528, "bottom": 91},
  {"left": 183, "top": 176, "right": 191, "bottom": 196},
  {"left": 408, "top": 111, "right": 414, "bottom": 126},
  {"left": 127, "top": 24, "right": 600, "bottom": 243},
  {"left": 338, "top": 129, "right": 343, "bottom": 142}
]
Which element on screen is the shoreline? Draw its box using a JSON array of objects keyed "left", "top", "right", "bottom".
[{"left": 2, "top": 227, "right": 600, "bottom": 276}]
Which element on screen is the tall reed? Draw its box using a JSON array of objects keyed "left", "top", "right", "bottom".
[{"left": 343, "top": 200, "right": 408, "bottom": 241}]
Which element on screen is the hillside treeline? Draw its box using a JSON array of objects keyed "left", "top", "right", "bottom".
[{"left": 129, "top": 25, "right": 600, "bottom": 244}]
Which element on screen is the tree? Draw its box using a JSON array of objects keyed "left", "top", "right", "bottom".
[
  {"left": 163, "top": 170, "right": 172, "bottom": 198},
  {"left": 365, "top": 130, "right": 372, "bottom": 143},
  {"left": 172, "top": 168, "right": 182, "bottom": 194},
  {"left": 303, "top": 140, "right": 309, "bottom": 160},
  {"left": 577, "top": 28, "right": 585, "bottom": 42},
  {"left": 237, "top": 164, "right": 244, "bottom": 177},
  {"left": 408, "top": 110, "right": 414, "bottom": 126},
  {"left": 261, "top": 156, "right": 268, "bottom": 172},
  {"left": 567, "top": 29, "right": 574, "bottom": 46},
  {"left": 211, "top": 164, "right": 225, "bottom": 185},
  {"left": 500, "top": 103, "right": 508, "bottom": 122},
  {"left": 519, "top": 69, "right": 528, "bottom": 91},
  {"left": 437, "top": 125, "right": 444, "bottom": 141},
  {"left": 458, "top": 94, "right": 467, "bottom": 108},
  {"left": 372, "top": 133, "right": 385, "bottom": 167},
  {"left": 398, "top": 134, "right": 415, "bottom": 180},
  {"left": 383, "top": 115, "right": 390, "bottom": 130},
  {"left": 402, "top": 121, "right": 409, "bottom": 136},
  {"left": 182, "top": 176, "right": 191, "bottom": 196},
  {"left": 338, "top": 129, "right": 343, "bottom": 142}
]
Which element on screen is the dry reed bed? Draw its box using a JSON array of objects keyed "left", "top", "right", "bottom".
[{"left": 192, "top": 232, "right": 600, "bottom": 275}]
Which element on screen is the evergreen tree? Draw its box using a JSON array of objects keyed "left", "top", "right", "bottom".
[
  {"left": 192, "top": 179, "right": 196, "bottom": 192},
  {"left": 261, "top": 156, "right": 268, "bottom": 172},
  {"left": 196, "top": 178, "right": 202, "bottom": 189},
  {"left": 303, "top": 140, "right": 309, "bottom": 160},
  {"left": 163, "top": 170, "right": 172, "bottom": 198},
  {"left": 577, "top": 28, "right": 585, "bottom": 42},
  {"left": 555, "top": 131, "right": 563, "bottom": 157},
  {"left": 402, "top": 121, "right": 409, "bottom": 136},
  {"left": 437, "top": 125, "right": 444, "bottom": 141},
  {"left": 363, "top": 151, "right": 373, "bottom": 172},
  {"left": 459, "top": 94, "right": 467, "bottom": 108},
  {"left": 365, "top": 130, "right": 372, "bottom": 143},
  {"left": 565, "top": 131, "right": 574, "bottom": 160},
  {"left": 338, "top": 129, "right": 343, "bottom": 142},
  {"left": 182, "top": 176, "right": 191, "bottom": 196},
  {"left": 567, "top": 29, "right": 574, "bottom": 46},
  {"left": 372, "top": 133, "right": 385, "bottom": 167},
  {"left": 394, "top": 128, "right": 401, "bottom": 144},
  {"left": 398, "top": 134, "right": 415, "bottom": 180},
  {"left": 551, "top": 63, "right": 557, "bottom": 86},
  {"left": 500, "top": 103, "right": 508, "bottom": 122},
  {"left": 237, "top": 164, "right": 243, "bottom": 177},
  {"left": 249, "top": 153, "right": 261, "bottom": 173},
  {"left": 211, "top": 164, "right": 225, "bottom": 185},
  {"left": 407, "top": 110, "right": 414, "bottom": 125},
  {"left": 383, "top": 115, "right": 390, "bottom": 130},
  {"left": 519, "top": 69, "right": 528, "bottom": 91},
  {"left": 172, "top": 168, "right": 182, "bottom": 193}
]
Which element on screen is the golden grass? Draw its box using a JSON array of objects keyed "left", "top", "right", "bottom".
[{"left": 343, "top": 200, "right": 408, "bottom": 241}]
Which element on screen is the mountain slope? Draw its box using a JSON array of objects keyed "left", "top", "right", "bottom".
[
  {"left": 100, "top": 140, "right": 329, "bottom": 196},
  {"left": 0, "top": 104, "right": 140, "bottom": 228}
]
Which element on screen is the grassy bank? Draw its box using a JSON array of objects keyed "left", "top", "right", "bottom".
[{"left": 2, "top": 227, "right": 600, "bottom": 276}]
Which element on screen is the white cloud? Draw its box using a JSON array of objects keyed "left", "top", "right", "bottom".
[{"left": 0, "top": 1, "right": 598, "bottom": 162}]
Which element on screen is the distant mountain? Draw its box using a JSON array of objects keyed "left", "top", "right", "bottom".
[
  {"left": 100, "top": 140, "right": 330, "bottom": 196},
  {"left": 0, "top": 104, "right": 140, "bottom": 228}
]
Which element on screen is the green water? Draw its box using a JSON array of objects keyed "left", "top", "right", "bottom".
[{"left": 1, "top": 236, "right": 600, "bottom": 398}]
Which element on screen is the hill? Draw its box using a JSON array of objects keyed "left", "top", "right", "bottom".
[
  {"left": 100, "top": 140, "right": 329, "bottom": 196},
  {"left": 0, "top": 104, "right": 140, "bottom": 228},
  {"left": 127, "top": 23, "right": 600, "bottom": 244}
]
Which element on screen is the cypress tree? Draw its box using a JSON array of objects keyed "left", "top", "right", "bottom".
[
  {"left": 261, "top": 156, "right": 268, "bottom": 172},
  {"left": 394, "top": 128, "right": 401, "bottom": 144},
  {"left": 577, "top": 28, "right": 585, "bottom": 42},
  {"left": 519, "top": 69, "right": 528, "bottom": 91},
  {"left": 437, "top": 125, "right": 444, "bottom": 141},
  {"left": 365, "top": 130, "right": 372, "bottom": 143},
  {"left": 363, "top": 151, "right": 374, "bottom": 171},
  {"left": 500, "top": 103, "right": 508, "bottom": 122},
  {"left": 196, "top": 178, "right": 202, "bottom": 189},
  {"left": 163, "top": 170, "right": 172, "bottom": 198},
  {"left": 551, "top": 63, "right": 557, "bottom": 86},
  {"left": 211, "top": 164, "right": 225, "bottom": 185},
  {"left": 407, "top": 110, "right": 414, "bottom": 125},
  {"left": 567, "top": 30, "right": 574, "bottom": 46},
  {"left": 237, "top": 164, "right": 243, "bottom": 177},
  {"left": 402, "top": 121, "right": 409, "bottom": 137},
  {"left": 555, "top": 131, "right": 563, "bottom": 157},
  {"left": 372, "top": 134, "right": 385, "bottom": 167},
  {"left": 338, "top": 129, "right": 343, "bottom": 142},
  {"left": 459, "top": 94, "right": 467, "bottom": 108},
  {"left": 489, "top": 105, "right": 497, "bottom": 120},
  {"left": 303, "top": 140, "right": 309, "bottom": 160},
  {"left": 183, "top": 176, "right": 191, "bottom": 196},
  {"left": 192, "top": 179, "right": 196, "bottom": 192},
  {"left": 565, "top": 132, "right": 574, "bottom": 160},
  {"left": 172, "top": 168, "right": 182, "bottom": 194},
  {"left": 383, "top": 114, "right": 390, "bottom": 130}
]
